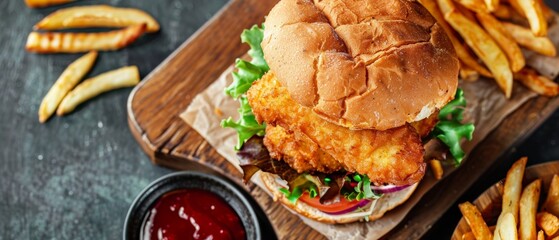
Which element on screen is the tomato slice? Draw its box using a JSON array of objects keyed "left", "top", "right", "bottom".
[{"left": 299, "top": 193, "right": 361, "bottom": 214}]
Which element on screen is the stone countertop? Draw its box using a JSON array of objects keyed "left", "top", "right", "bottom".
[{"left": 0, "top": 0, "right": 227, "bottom": 238}]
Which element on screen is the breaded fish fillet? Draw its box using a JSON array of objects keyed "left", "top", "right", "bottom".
[
  {"left": 264, "top": 125, "right": 343, "bottom": 173},
  {"left": 265, "top": 115, "right": 436, "bottom": 176},
  {"left": 265, "top": 109, "right": 437, "bottom": 175},
  {"left": 248, "top": 72, "right": 425, "bottom": 185}
]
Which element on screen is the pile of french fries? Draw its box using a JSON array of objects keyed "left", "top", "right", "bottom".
[
  {"left": 26, "top": 3, "right": 160, "bottom": 122},
  {"left": 419, "top": 0, "right": 559, "bottom": 98},
  {"left": 459, "top": 157, "right": 559, "bottom": 240}
]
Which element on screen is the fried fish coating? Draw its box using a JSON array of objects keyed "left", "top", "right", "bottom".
[
  {"left": 411, "top": 110, "right": 439, "bottom": 138},
  {"left": 265, "top": 107, "right": 437, "bottom": 175},
  {"left": 248, "top": 72, "right": 426, "bottom": 185},
  {"left": 264, "top": 125, "right": 343, "bottom": 173},
  {"left": 264, "top": 117, "right": 436, "bottom": 174}
]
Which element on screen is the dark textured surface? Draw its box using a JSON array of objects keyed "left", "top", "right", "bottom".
[
  {"left": 1, "top": 0, "right": 558, "bottom": 239},
  {"left": 0, "top": 0, "right": 227, "bottom": 239}
]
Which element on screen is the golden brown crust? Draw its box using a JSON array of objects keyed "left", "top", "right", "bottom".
[
  {"left": 265, "top": 113, "right": 436, "bottom": 174},
  {"left": 26, "top": 24, "right": 146, "bottom": 53},
  {"left": 262, "top": 0, "right": 459, "bottom": 130},
  {"left": 410, "top": 109, "right": 439, "bottom": 138},
  {"left": 34, "top": 5, "right": 160, "bottom": 33},
  {"left": 260, "top": 172, "right": 418, "bottom": 224},
  {"left": 264, "top": 113, "right": 436, "bottom": 174},
  {"left": 248, "top": 72, "right": 425, "bottom": 186},
  {"left": 264, "top": 125, "right": 343, "bottom": 173},
  {"left": 25, "top": 0, "right": 73, "bottom": 8}
]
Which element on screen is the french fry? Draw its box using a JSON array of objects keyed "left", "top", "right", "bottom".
[
  {"left": 459, "top": 202, "right": 494, "bottom": 240},
  {"left": 536, "top": 231, "right": 544, "bottom": 240},
  {"left": 25, "top": 0, "right": 73, "bottom": 8},
  {"left": 543, "top": 175, "right": 559, "bottom": 216},
  {"left": 493, "top": 4, "right": 513, "bottom": 19},
  {"left": 536, "top": 212, "right": 559, "bottom": 236},
  {"left": 460, "top": 64, "right": 480, "bottom": 81},
  {"left": 508, "top": 0, "right": 528, "bottom": 17},
  {"left": 419, "top": 0, "right": 492, "bottom": 77},
  {"left": 496, "top": 212, "right": 518, "bottom": 240},
  {"left": 463, "top": 226, "right": 497, "bottom": 240},
  {"left": 441, "top": 5, "right": 513, "bottom": 97},
  {"left": 38, "top": 51, "right": 98, "bottom": 123},
  {"left": 26, "top": 24, "right": 147, "bottom": 54},
  {"left": 437, "top": 0, "right": 455, "bottom": 14},
  {"left": 485, "top": 0, "right": 499, "bottom": 12},
  {"left": 502, "top": 22, "right": 556, "bottom": 57},
  {"left": 34, "top": 5, "right": 160, "bottom": 33},
  {"left": 57, "top": 66, "right": 140, "bottom": 115},
  {"left": 454, "top": 0, "right": 489, "bottom": 13},
  {"left": 514, "top": 68, "right": 559, "bottom": 97},
  {"left": 495, "top": 157, "right": 527, "bottom": 238},
  {"left": 509, "top": 0, "right": 547, "bottom": 36},
  {"left": 430, "top": 159, "right": 444, "bottom": 180},
  {"left": 454, "top": 2, "right": 478, "bottom": 22},
  {"left": 495, "top": 3, "right": 531, "bottom": 26},
  {"left": 519, "top": 179, "right": 541, "bottom": 240},
  {"left": 476, "top": 12, "right": 525, "bottom": 72},
  {"left": 463, "top": 232, "right": 476, "bottom": 240}
]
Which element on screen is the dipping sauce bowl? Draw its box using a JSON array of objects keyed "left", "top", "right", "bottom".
[{"left": 123, "top": 171, "right": 274, "bottom": 240}]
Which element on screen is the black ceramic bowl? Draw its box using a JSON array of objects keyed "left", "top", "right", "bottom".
[{"left": 123, "top": 171, "right": 274, "bottom": 240}]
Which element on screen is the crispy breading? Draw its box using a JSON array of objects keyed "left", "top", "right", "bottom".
[
  {"left": 264, "top": 125, "right": 343, "bottom": 173},
  {"left": 411, "top": 110, "right": 439, "bottom": 138},
  {"left": 248, "top": 72, "right": 426, "bottom": 185},
  {"left": 265, "top": 116, "right": 436, "bottom": 174}
]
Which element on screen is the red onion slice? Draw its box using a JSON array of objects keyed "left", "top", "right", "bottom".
[
  {"left": 326, "top": 200, "right": 371, "bottom": 215},
  {"left": 370, "top": 184, "right": 411, "bottom": 193}
]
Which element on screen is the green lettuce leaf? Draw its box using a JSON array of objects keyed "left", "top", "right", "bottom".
[
  {"left": 344, "top": 174, "right": 382, "bottom": 201},
  {"left": 221, "top": 24, "right": 269, "bottom": 149},
  {"left": 433, "top": 89, "right": 475, "bottom": 165},
  {"left": 221, "top": 97, "right": 266, "bottom": 150},
  {"left": 280, "top": 181, "right": 319, "bottom": 204},
  {"left": 241, "top": 25, "right": 269, "bottom": 70},
  {"left": 279, "top": 174, "right": 323, "bottom": 203},
  {"left": 438, "top": 88, "right": 467, "bottom": 121},
  {"left": 226, "top": 60, "right": 266, "bottom": 99}
]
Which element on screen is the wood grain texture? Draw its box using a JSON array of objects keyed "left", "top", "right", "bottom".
[
  {"left": 451, "top": 161, "right": 559, "bottom": 240},
  {"left": 127, "top": 1, "right": 559, "bottom": 240}
]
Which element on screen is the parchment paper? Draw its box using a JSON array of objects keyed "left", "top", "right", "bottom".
[{"left": 181, "top": 19, "right": 559, "bottom": 239}]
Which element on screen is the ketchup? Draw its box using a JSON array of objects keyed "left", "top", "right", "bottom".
[{"left": 141, "top": 189, "right": 246, "bottom": 240}]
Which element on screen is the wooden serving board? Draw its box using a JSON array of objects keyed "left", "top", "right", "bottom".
[{"left": 127, "top": 0, "right": 559, "bottom": 238}]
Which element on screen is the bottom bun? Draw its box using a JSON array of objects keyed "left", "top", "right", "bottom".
[{"left": 260, "top": 172, "right": 418, "bottom": 224}]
